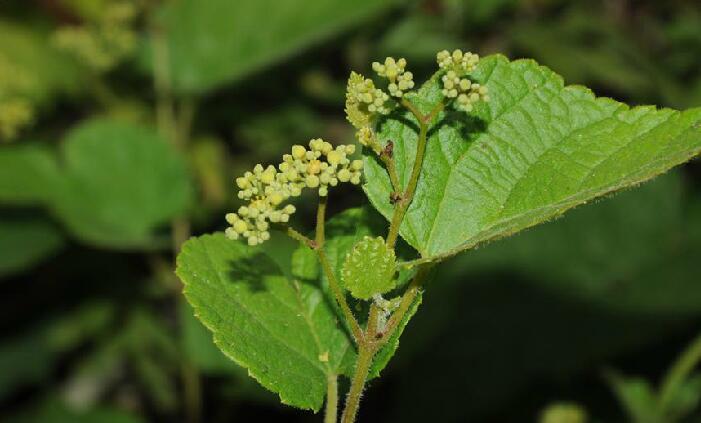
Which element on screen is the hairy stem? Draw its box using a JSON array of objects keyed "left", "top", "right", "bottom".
[
  {"left": 341, "top": 344, "right": 376, "bottom": 423},
  {"left": 285, "top": 226, "right": 314, "bottom": 248},
  {"left": 316, "top": 195, "right": 327, "bottom": 247},
  {"left": 314, "top": 197, "right": 363, "bottom": 342},
  {"left": 658, "top": 332, "right": 701, "bottom": 413},
  {"left": 379, "top": 265, "right": 431, "bottom": 343},
  {"left": 325, "top": 374, "right": 339, "bottom": 423},
  {"left": 317, "top": 249, "right": 363, "bottom": 342},
  {"left": 380, "top": 153, "right": 402, "bottom": 195},
  {"left": 386, "top": 99, "right": 428, "bottom": 249}
]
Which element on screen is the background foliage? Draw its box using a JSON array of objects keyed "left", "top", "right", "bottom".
[{"left": 0, "top": 0, "right": 700, "bottom": 421}]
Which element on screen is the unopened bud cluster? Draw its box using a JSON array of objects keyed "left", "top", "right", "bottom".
[
  {"left": 437, "top": 50, "right": 489, "bottom": 112},
  {"left": 372, "top": 57, "right": 415, "bottom": 98},
  {"left": 53, "top": 1, "right": 138, "bottom": 72},
  {"left": 437, "top": 49, "right": 480, "bottom": 73},
  {"left": 226, "top": 139, "right": 363, "bottom": 246},
  {"left": 441, "top": 71, "right": 489, "bottom": 112}
]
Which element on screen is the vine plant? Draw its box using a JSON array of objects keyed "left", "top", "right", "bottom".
[{"left": 176, "top": 49, "right": 701, "bottom": 422}]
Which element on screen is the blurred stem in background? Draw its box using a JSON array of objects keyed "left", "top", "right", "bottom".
[{"left": 151, "top": 19, "right": 201, "bottom": 423}]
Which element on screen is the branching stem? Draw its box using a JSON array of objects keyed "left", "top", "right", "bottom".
[{"left": 386, "top": 98, "right": 442, "bottom": 249}]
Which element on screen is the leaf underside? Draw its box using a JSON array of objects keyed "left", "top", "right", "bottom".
[{"left": 364, "top": 54, "right": 701, "bottom": 261}]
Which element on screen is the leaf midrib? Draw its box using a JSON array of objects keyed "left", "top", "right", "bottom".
[{"left": 196, "top": 239, "right": 327, "bottom": 377}]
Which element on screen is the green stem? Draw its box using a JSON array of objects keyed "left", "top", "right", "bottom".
[
  {"left": 340, "top": 344, "right": 376, "bottom": 423},
  {"left": 658, "top": 332, "right": 701, "bottom": 413},
  {"left": 314, "top": 197, "right": 363, "bottom": 343},
  {"left": 386, "top": 101, "right": 428, "bottom": 249},
  {"left": 378, "top": 265, "right": 430, "bottom": 346},
  {"left": 380, "top": 152, "right": 402, "bottom": 195},
  {"left": 316, "top": 196, "right": 327, "bottom": 247},
  {"left": 285, "top": 226, "right": 314, "bottom": 248},
  {"left": 338, "top": 266, "right": 431, "bottom": 423},
  {"left": 317, "top": 249, "right": 363, "bottom": 343},
  {"left": 151, "top": 24, "right": 200, "bottom": 423},
  {"left": 325, "top": 375, "right": 339, "bottom": 423}
]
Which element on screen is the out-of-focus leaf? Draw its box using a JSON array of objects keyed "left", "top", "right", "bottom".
[
  {"left": 189, "top": 137, "right": 229, "bottom": 208},
  {"left": 0, "top": 20, "right": 81, "bottom": 104},
  {"left": 0, "top": 213, "right": 64, "bottom": 278},
  {"left": 176, "top": 233, "right": 355, "bottom": 411},
  {"left": 364, "top": 54, "right": 701, "bottom": 261},
  {"left": 0, "top": 144, "right": 59, "bottom": 205},
  {"left": 51, "top": 119, "right": 193, "bottom": 249},
  {"left": 0, "top": 304, "right": 114, "bottom": 401},
  {"left": 148, "top": 0, "right": 398, "bottom": 94},
  {"left": 381, "top": 272, "right": 691, "bottom": 421},
  {"left": 605, "top": 371, "right": 661, "bottom": 423},
  {"left": 665, "top": 373, "right": 701, "bottom": 421},
  {"left": 378, "top": 15, "right": 463, "bottom": 64},
  {"left": 447, "top": 173, "right": 701, "bottom": 314}
]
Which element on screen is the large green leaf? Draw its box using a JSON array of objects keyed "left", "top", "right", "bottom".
[
  {"left": 51, "top": 119, "right": 193, "bottom": 248},
  {"left": 364, "top": 54, "right": 701, "bottom": 261},
  {"left": 0, "top": 213, "right": 64, "bottom": 278},
  {"left": 176, "top": 233, "right": 355, "bottom": 411},
  {"left": 448, "top": 172, "right": 701, "bottom": 314},
  {"left": 150, "top": 0, "right": 397, "bottom": 94}
]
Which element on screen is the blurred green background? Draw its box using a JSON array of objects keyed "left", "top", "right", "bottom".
[{"left": 1, "top": 0, "right": 700, "bottom": 422}]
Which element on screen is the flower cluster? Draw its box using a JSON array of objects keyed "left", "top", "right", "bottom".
[
  {"left": 441, "top": 71, "right": 489, "bottom": 112},
  {"left": 372, "top": 57, "right": 415, "bottom": 98},
  {"left": 53, "top": 1, "right": 138, "bottom": 72},
  {"left": 345, "top": 71, "right": 390, "bottom": 128},
  {"left": 437, "top": 49, "right": 489, "bottom": 112},
  {"left": 226, "top": 139, "right": 363, "bottom": 246},
  {"left": 436, "top": 49, "right": 480, "bottom": 73},
  {"left": 0, "top": 99, "right": 34, "bottom": 141}
]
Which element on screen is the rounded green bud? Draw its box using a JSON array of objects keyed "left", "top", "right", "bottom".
[{"left": 341, "top": 236, "right": 397, "bottom": 300}]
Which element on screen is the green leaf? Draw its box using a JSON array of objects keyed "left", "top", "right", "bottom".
[
  {"left": 364, "top": 54, "right": 701, "bottom": 261},
  {"left": 51, "top": 119, "right": 193, "bottom": 249},
  {"left": 448, "top": 172, "right": 701, "bottom": 314},
  {"left": 176, "top": 233, "right": 355, "bottom": 411},
  {"left": 149, "top": 0, "right": 397, "bottom": 94},
  {"left": 0, "top": 213, "right": 64, "bottom": 278},
  {"left": 0, "top": 143, "right": 60, "bottom": 206}
]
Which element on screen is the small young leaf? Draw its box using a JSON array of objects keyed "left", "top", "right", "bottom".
[
  {"left": 176, "top": 233, "right": 354, "bottom": 411},
  {"left": 341, "top": 236, "right": 396, "bottom": 300},
  {"left": 364, "top": 54, "right": 701, "bottom": 261}
]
